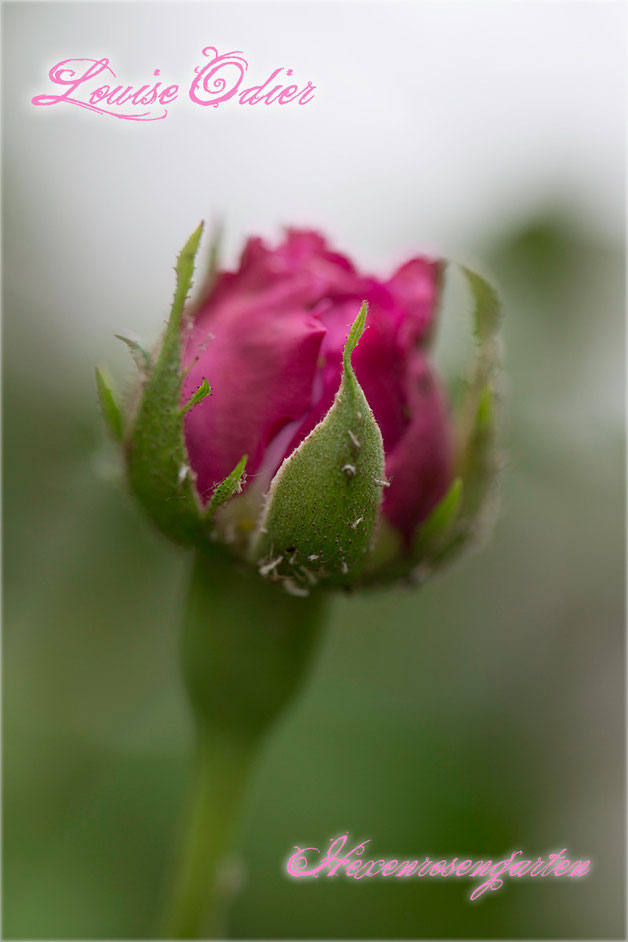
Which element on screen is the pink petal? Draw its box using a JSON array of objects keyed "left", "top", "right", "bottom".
[
  {"left": 383, "top": 352, "right": 453, "bottom": 544},
  {"left": 182, "top": 305, "right": 325, "bottom": 502},
  {"left": 386, "top": 257, "right": 442, "bottom": 346}
]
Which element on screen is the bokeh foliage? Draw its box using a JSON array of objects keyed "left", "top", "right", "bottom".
[{"left": 3, "top": 216, "right": 625, "bottom": 939}]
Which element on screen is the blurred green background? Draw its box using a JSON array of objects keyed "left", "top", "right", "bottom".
[
  {"left": 2, "top": 1, "right": 626, "bottom": 938},
  {"left": 3, "top": 216, "right": 625, "bottom": 939}
]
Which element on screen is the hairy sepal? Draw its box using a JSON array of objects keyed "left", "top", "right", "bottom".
[{"left": 252, "top": 303, "right": 387, "bottom": 594}]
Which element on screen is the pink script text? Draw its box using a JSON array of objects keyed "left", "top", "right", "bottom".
[{"left": 31, "top": 47, "right": 316, "bottom": 121}]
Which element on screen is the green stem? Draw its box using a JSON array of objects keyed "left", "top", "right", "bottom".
[
  {"left": 163, "top": 732, "right": 255, "bottom": 939},
  {"left": 162, "top": 546, "right": 327, "bottom": 939}
]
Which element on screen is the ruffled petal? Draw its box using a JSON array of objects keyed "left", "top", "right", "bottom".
[
  {"left": 386, "top": 257, "right": 441, "bottom": 346},
  {"left": 181, "top": 228, "right": 449, "bottom": 544},
  {"left": 198, "top": 229, "right": 362, "bottom": 321},
  {"left": 182, "top": 305, "right": 325, "bottom": 502},
  {"left": 383, "top": 352, "right": 453, "bottom": 544}
]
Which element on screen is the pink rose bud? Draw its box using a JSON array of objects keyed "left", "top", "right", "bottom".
[
  {"left": 181, "top": 229, "right": 451, "bottom": 547},
  {"left": 98, "top": 224, "right": 501, "bottom": 593}
]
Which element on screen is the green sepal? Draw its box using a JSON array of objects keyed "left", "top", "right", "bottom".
[
  {"left": 95, "top": 366, "right": 124, "bottom": 442},
  {"left": 414, "top": 477, "right": 463, "bottom": 555},
  {"left": 205, "top": 455, "right": 248, "bottom": 519},
  {"left": 189, "top": 219, "right": 224, "bottom": 315},
  {"left": 420, "top": 267, "right": 502, "bottom": 576},
  {"left": 361, "top": 478, "right": 463, "bottom": 585},
  {"left": 181, "top": 378, "right": 211, "bottom": 416},
  {"left": 252, "top": 302, "right": 386, "bottom": 593},
  {"left": 454, "top": 266, "right": 501, "bottom": 509},
  {"left": 463, "top": 265, "right": 501, "bottom": 341},
  {"left": 115, "top": 333, "right": 151, "bottom": 373},
  {"left": 456, "top": 383, "right": 496, "bottom": 519},
  {"left": 207, "top": 219, "right": 223, "bottom": 287},
  {"left": 126, "top": 223, "right": 206, "bottom": 544},
  {"left": 412, "top": 268, "right": 501, "bottom": 579}
]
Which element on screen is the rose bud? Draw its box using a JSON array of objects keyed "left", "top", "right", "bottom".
[{"left": 98, "top": 224, "right": 501, "bottom": 594}]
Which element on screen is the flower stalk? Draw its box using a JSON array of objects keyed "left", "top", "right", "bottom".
[
  {"left": 95, "top": 223, "right": 503, "bottom": 940},
  {"left": 162, "top": 545, "right": 327, "bottom": 938}
]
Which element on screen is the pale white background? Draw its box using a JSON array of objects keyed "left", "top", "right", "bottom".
[{"left": 3, "top": 0, "right": 625, "bottom": 374}]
